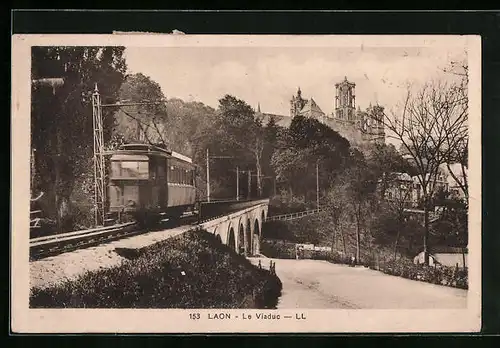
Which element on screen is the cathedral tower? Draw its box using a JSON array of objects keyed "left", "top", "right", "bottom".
[
  {"left": 290, "top": 87, "right": 307, "bottom": 117},
  {"left": 334, "top": 77, "right": 356, "bottom": 122}
]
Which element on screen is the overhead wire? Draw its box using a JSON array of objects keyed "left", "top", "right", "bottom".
[{"left": 117, "top": 107, "right": 169, "bottom": 148}]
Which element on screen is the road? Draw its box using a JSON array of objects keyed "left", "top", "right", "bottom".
[{"left": 249, "top": 258, "right": 467, "bottom": 309}]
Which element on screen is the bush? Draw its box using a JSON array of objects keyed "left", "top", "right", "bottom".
[
  {"left": 261, "top": 238, "right": 467, "bottom": 290},
  {"left": 260, "top": 239, "right": 296, "bottom": 259},
  {"left": 375, "top": 258, "right": 468, "bottom": 289},
  {"left": 261, "top": 240, "right": 354, "bottom": 265},
  {"left": 269, "top": 194, "right": 315, "bottom": 216},
  {"left": 323, "top": 251, "right": 353, "bottom": 265},
  {"left": 30, "top": 229, "right": 282, "bottom": 308},
  {"left": 263, "top": 214, "right": 327, "bottom": 245}
]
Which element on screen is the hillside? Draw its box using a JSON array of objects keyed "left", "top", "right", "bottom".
[{"left": 30, "top": 229, "right": 282, "bottom": 308}]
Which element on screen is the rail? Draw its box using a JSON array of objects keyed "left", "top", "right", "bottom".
[
  {"left": 30, "top": 199, "right": 268, "bottom": 260},
  {"left": 30, "top": 192, "right": 45, "bottom": 229},
  {"left": 30, "top": 210, "right": 43, "bottom": 229},
  {"left": 266, "top": 208, "right": 323, "bottom": 222},
  {"left": 30, "top": 222, "right": 137, "bottom": 245},
  {"left": 29, "top": 222, "right": 140, "bottom": 260}
]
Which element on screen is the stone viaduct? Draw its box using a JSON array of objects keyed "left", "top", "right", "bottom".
[{"left": 199, "top": 199, "right": 269, "bottom": 256}]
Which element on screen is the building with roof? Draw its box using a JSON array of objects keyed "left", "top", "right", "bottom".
[
  {"left": 414, "top": 246, "right": 468, "bottom": 268},
  {"left": 395, "top": 146, "right": 467, "bottom": 202},
  {"left": 383, "top": 172, "right": 415, "bottom": 208},
  {"left": 382, "top": 169, "right": 451, "bottom": 209},
  {"left": 256, "top": 77, "right": 385, "bottom": 149}
]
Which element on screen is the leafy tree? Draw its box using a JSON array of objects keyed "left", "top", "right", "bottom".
[
  {"left": 260, "top": 116, "right": 283, "bottom": 196},
  {"left": 193, "top": 95, "right": 266, "bottom": 199},
  {"left": 31, "top": 46, "right": 127, "bottom": 230},
  {"left": 113, "top": 73, "right": 168, "bottom": 146},
  {"left": 166, "top": 99, "right": 217, "bottom": 157},
  {"left": 366, "top": 143, "right": 416, "bottom": 177},
  {"left": 323, "top": 149, "right": 379, "bottom": 261},
  {"left": 271, "top": 147, "right": 313, "bottom": 197},
  {"left": 271, "top": 115, "right": 351, "bottom": 201},
  {"left": 216, "top": 95, "right": 268, "bottom": 196},
  {"left": 430, "top": 191, "right": 468, "bottom": 248}
]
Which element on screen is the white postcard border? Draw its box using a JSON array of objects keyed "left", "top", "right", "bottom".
[{"left": 11, "top": 34, "right": 481, "bottom": 333}]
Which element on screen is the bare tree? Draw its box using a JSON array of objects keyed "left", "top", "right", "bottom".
[
  {"left": 381, "top": 173, "right": 414, "bottom": 260},
  {"left": 375, "top": 78, "right": 468, "bottom": 265},
  {"left": 443, "top": 60, "right": 469, "bottom": 201},
  {"left": 323, "top": 152, "right": 376, "bottom": 263}
]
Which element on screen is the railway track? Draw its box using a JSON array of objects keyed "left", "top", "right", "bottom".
[
  {"left": 29, "top": 222, "right": 144, "bottom": 261},
  {"left": 29, "top": 199, "right": 262, "bottom": 261}
]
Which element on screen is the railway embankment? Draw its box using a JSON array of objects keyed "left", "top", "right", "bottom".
[{"left": 30, "top": 228, "right": 282, "bottom": 309}]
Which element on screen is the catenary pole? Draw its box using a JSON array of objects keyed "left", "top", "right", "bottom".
[{"left": 206, "top": 148, "right": 210, "bottom": 203}]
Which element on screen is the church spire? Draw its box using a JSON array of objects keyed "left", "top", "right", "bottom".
[{"left": 257, "top": 102, "right": 261, "bottom": 113}]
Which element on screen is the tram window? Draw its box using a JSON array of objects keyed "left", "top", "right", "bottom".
[
  {"left": 157, "top": 159, "right": 166, "bottom": 179},
  {"left": 150, "top": 160, "right": 156, "bottom": 180},
  {"left": 111, "top": 161, "right": 121, "bottom": 177},
  {"left": 112, "top": 161, "right": 149, "bottom": 179}
]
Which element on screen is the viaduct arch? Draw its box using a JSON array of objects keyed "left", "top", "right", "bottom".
[{"left": 201, "top": 200, "right": 268, "bottom": 256}]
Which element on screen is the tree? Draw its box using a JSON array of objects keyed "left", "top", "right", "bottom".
[
  {"left": 324, "top": 149, "right": 378, "bottom": 262},
  {"left": 378, "top": 175, "right": 414, "bottom": 260},
  {"left": 260, "top": 116, "right": 282, "bottom": 196},
  {"left": 271, "top": 115, "right": 351, "bottom": 201},
  {"left": 443, "top": 59, "right": 469, "bottom": 202},
  {"left": 366, "top": 142, "right": 417, "bottom": 180},
  {"left": 113, "top": 73, "right": 168, "bottom": 146},
  {"left": 374, "top": 77, "right": 468, "bottom": 264},
  {"left": 364, "top": 142, "right": 416, "bottom": 258},
  {"left": 166, "top": 98, "right": 217, "bottom": 157},
  {"left": 217, "top": 95, "right": 268, "bottom": 197},
  {"left": 271, "top": 147, "right": 313, "bottom": 197},
  {"left": 431, "top": 192, "right": 468, "bottom": 246},
  {"left": 196, "top": 95, "right": 265, "bottom": 199},
  {"left": 31, "top": 46, "right": 127, "bottom": 231}
]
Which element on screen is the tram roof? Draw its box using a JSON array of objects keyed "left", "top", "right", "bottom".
[
  {"left": 110, "top": 154, "right": 149, "bottom": 161},
  {"left": 109, "top": 143, "right": 193, "bottom": 163}
]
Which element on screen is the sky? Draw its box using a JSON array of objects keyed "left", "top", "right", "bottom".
[{"left": 124, "top": 45, "right": 466, "bottom": 117}]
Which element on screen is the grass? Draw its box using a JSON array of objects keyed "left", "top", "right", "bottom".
[{"left": 30, "top": 229, "right": 282, "bottom": 308}]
